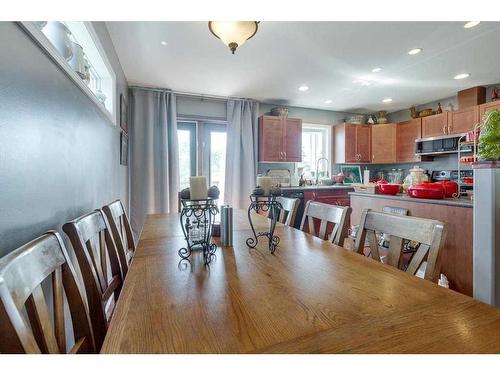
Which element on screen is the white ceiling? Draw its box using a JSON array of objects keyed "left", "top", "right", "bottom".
[{"left": 106, "top": 21, "right": 500, "bottom": 114}]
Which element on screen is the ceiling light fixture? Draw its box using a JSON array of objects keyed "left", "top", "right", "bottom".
[
  {"left": 382, "top": 98, "right": 393, "bottom": 103},
  {"left": 464, "top": 21, "right": 480, "bottom": 29},
  {"left": 324, "top": 100, "right": 333, "bottom": 104},
  {"left": 208, "top": 21, "right": 259, "bottom": 54},
  {"left": 372, "top": 67, "right": 382, "bottom": 73},
  {"left": 454, "top": 73, "right": 470, "bottom": 80},
  {"left": 160, "top": 41, "right": 167, "bottom": 46},
  {"left": 298, "top": 85, "right": 309, "bottom": 92},
  {"left": 408, "top": 48, "right": 423, "bottom": 55}
]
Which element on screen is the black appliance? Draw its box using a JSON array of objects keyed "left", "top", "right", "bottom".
[
  {"left": 281, "top": 190, "right": 304, "bottom": 229},
  {"left": 415, "top": 135, "right": 472, "bottom": 156}
]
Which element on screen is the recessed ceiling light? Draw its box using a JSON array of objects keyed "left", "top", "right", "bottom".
[
  {"left": 298, "top": 85, "right": 309, "bottom": 92},
  {"left": 408, "top": 48, "right": 423, "bottom": 55},
  {"left": 454, "top": 73, "right": 470, "bottom": 80},
  {"left": 160, "top": 41, "right": 168, "bottom": 46},
  {"left": 324, "top": 100, "right": 333, "bottom": 104},
  {"left": 382, "top": 98, "right": 393, "bottom": 103},
  {"left": 372, "top": 67, "right": 382, "bottom": 73},
  {"left": 464, "top": 21, "right": 480, "bottom": 29},
  {"left": 353, "top": 79, "right": 371, "bottom": 86}
]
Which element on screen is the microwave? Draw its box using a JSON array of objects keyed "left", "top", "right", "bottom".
[{"left": 415, "top": 135, "right": 471, "bottom": 155}]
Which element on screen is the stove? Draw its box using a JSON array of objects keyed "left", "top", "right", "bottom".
[{"left": 431, "top": 170, "right": 473, "bottom": 193}]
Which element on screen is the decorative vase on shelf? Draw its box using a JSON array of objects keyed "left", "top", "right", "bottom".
[{"left": 377, "top": 111, "right": 388, "bottom": 124}]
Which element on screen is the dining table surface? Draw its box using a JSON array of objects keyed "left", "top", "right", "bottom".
[{"left": 101, "top": 209, "right": 500, "bottom": 354}]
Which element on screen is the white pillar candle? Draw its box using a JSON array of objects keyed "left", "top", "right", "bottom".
[
  {"left": 190, "top": 176, "right": 208, "bottom": 200},
  {"left": 257, "top": 176, "right": 273, "bottom": 196}
]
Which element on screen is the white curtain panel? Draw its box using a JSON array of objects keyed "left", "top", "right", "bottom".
[
  {"left": 129, "top": 88, "right": 179, "bottom": 237},
  {"left": 224, "top": 99, "right": 259, "bottom": 208}
]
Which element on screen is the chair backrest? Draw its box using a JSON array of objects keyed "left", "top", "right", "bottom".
[
  {"left": 354, "top": 209, "right": 447, "bottom": 282},
  {"left": 300, "top": 201, "right": 351, "bottom": 246},
  {"left": 0, "top": 231, "right": 95, "bottom": 353},
  {"left": 102, "top": 199, "right": 135, "bottom": 278},
  {"left": 63, "top": 210, "right": 123, "bottom": 350},
  {"left": 273, "top": 196, "right": 300, "bottom": 227}
]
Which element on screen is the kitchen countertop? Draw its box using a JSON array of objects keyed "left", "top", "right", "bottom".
[
  {"left": 348, "top": 192, "right": 473, "bottom": 208},
  {"left": 281, "top": 185, "right": 354, "bottom": 192}
]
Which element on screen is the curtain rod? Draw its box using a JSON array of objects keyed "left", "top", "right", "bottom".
[{"left": 128, "top": 85, "right": 254, "bottom": 102}]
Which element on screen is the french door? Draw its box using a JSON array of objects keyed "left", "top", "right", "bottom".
[{"left": 177, "top": 120, "right": 227, "bottom": 202}]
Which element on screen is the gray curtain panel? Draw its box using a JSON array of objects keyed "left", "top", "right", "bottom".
[
  {"left": 224, "top": 99, "right": 259, "bottom": 208},
  {"left": 129, "top": 88, "right": 179, "bottom": 237}
]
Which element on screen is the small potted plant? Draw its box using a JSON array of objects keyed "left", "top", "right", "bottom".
[{"left": 477, "top": 109, "right": 500, "bottom": 161}]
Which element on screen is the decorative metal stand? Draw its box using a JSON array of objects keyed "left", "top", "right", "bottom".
[
  {"left": 178, "top": 198, "right": 219, "bottom": 265},
  {"left": 246, "top": 195, "right": 282, "bottom": 254}
]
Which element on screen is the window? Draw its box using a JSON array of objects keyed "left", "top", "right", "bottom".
[
  {"left": 299, "top": 124, "right": 332, "bottom": 181},
  {"left": 20, "top": 22, "right": 117, "bottom": 124},
  {"left": 177, "top": 121, "right": 227, "bottom": 203}
]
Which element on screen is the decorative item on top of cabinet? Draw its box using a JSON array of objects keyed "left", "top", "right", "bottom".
[
  {"left": 421, "top": 112, "right": 452, "bottom": 138},
  {"left": 450, "top": 106, "right": 479, "bottom": 135},
  {"left": 258, "top": 115, "right": 302, "bottom": 162},
  {"left": 396, "top": 118, "right": 422, "bottom": 163},
  {"left": 371, "top": 123, "right": 396, "bottom": 163},
  {"left": 437, "top": 103, "right": 443, "bottom": 114},
  {"left": 410, "top": 106, "right": 418, "bottom": 119},
  {"left": 492, "top": 87, "right": 499, "bottom": 101},
  {"left": 334, "top": 123, "right": 371, "bottom": 164},
  {"left": 376, "top": 111, "right": 388, "bottom": 124}
]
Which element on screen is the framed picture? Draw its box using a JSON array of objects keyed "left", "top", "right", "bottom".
[
  {"left": 340, "top": 165, "right": 362, "bottom": 184},
  {"left": 120, "top": 94, "right": 128, "bottom": 133},
  {"left": 120, "top": 131, "right": 128, "bottom": 166}
]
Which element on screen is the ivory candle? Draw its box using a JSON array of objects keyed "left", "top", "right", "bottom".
[
  {"left": 257, "top": 176, "right": 273, "bottom": 196},
  {"left": 190, "top": 176, "right": 208, "bottom": 200}
]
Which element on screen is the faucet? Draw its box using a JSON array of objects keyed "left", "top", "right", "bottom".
[{"left": 315, "top": 157, "right": 330, "bottom": 185}]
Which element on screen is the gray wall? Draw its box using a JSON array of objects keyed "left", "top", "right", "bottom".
[{"left": 0, "top": 22, "right": 128, "bottom": 257}]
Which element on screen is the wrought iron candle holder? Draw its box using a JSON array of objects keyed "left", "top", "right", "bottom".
[
  {"left": 246, "top": 195, "right": 283, "bottom": 254},
  {"left": 178, "top": 198, "right": 219, "bottom": 265}
]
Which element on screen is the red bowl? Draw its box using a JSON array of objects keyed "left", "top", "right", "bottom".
[
  {"left": 377, "top": 183, "right": 400, "bottom": 195},
  {"left": 407, "top": 182, "right": 445, "bottom": 199}
]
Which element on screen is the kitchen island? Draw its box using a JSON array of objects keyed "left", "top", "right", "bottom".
[{"left": 349, "top": 192, "right": 473, "bottom": 296}]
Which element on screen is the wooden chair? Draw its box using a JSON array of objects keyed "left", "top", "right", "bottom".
[
  {"left": 354, "top": 209, "right": 447, "bottom": 282},
  {"left": 0, "top": 231, "right": 95, "bottom": 353},
  {"left": 300, "top": 201, "right": 351, "bottom": 246},
  {"left": 272, "top": 196, "right": 300, "bottom": 227},
  {"left": 102, "top": 199, "right": 135, "bottom": 278},
  {"left": 63, "top": 210, "right": 123, "bottom": 351}
]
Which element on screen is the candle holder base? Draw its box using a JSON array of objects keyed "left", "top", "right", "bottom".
[{"left": 246, "top": 195, "right": 282, "bottom": 254}]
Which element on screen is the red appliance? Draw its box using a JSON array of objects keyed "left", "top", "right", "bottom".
[
  {"left": 436, "top": 180, "right": 459, "bottom": 197},
  {"left": 376, "top": 182, "right": 400, "bottom": 195},
  {"left": 407, "top": 182, "right": 445, "bottom": 199}
]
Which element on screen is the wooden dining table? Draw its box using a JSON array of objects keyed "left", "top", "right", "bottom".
[{"left": 101, "top": 210, "right": 500, "bottom": 353}]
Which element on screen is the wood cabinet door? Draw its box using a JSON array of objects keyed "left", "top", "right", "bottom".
[
  {"left": 371, "top": 123, "right": 396, "bottom": 163},
  {"left": 396, "top": 119, "right": 422, "bottom": 163},
  {"left": 450, "top": 107, "right": 479, "bottom": 135},
  {"left": 344, "top": 125, "right": 358, "bottom": 162},
  {"left": 479, "top": 101, "right": 500, "bottom": 119},
  {"left": 422, "top": 112, "right": 451, "bottom": 137},
  {"left": 283, "top": 118, "right": 302, "bottom": 162},
  {"left": 259, "top": 116, "right": 283, "bottom": 162},
  {"left": 355, "top": 125, "right": 371, "bottom": 163}
]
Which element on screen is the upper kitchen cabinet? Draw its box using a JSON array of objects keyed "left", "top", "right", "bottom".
[
  {"left": 421, "top": 112, "right": 452, "bottom": 138},
  {"left": 371, "top": 123, "right": 396, "bottom": 163},
  {"left": 258, "top": 115, "right": 302, "bottom": 162},
  {"left": 479, "top": 101, "right": 500, "bottom": 119},
  {"left": 449, "top": 106, "right": 479, "bottom": 135},
  {"left": 396, "top": 118, "right": 422, "bottom": 163},
  {"left": 334, "top": 124, "right": 371, "bottom": 164}
]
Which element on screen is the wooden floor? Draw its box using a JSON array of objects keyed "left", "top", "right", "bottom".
[{"left": 101, "top": 210, "right": 500, "bottom": 353}]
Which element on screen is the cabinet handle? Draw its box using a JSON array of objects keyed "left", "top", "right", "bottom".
[
  {"left": 284, "top": 151, "right": 287, "bottom": 159},
  {"left": 442, "top": 125, "right": 447, "bottom": 134}
]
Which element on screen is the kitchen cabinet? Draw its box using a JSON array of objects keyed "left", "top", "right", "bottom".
[
  {"left": 421, "top": 112, "right": 452, "bottom": 138},
  {"left": 334, "top": 123, "right": 371, "bottom": 163},
  {"left": 479, "top": 101, "right": 500, "bottom": 119},
  {"left": 449, "top": 106, "right": 479, "bottom": 135},
  {"left": 259, "top": 115, "right": 302, "bottom": 162},
  {"left": 396, "top": 118, "right": 422, "bottom": 163},
  {"left": 371, "top": 123, "right": 396, "bottom": 163}
]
